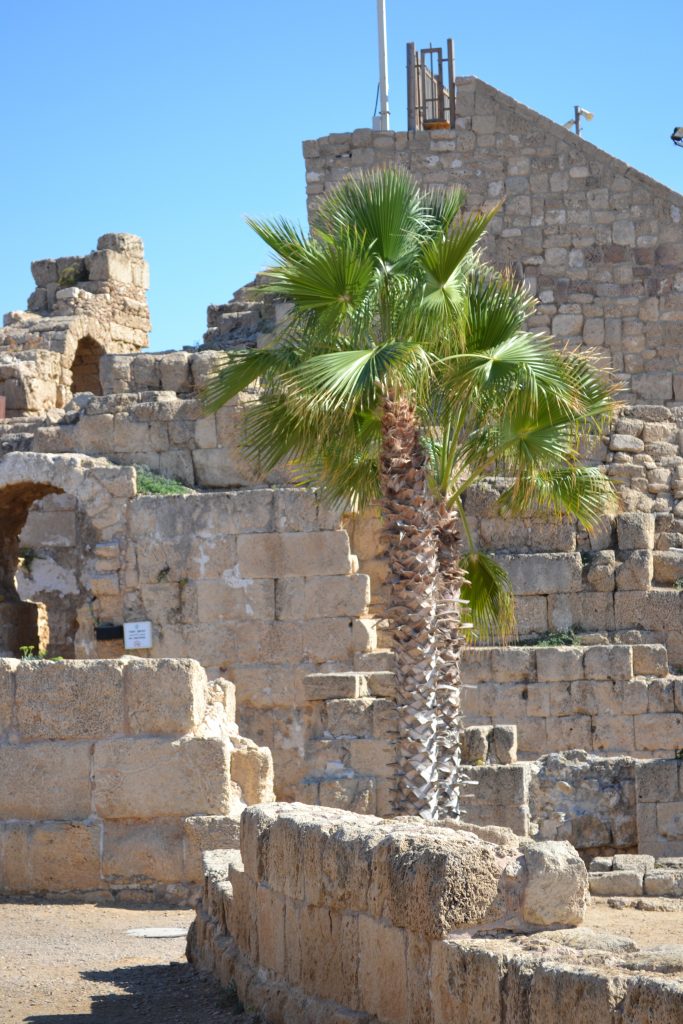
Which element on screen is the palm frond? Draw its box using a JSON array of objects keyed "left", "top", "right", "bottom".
[
  {"left": 461, "top": 550, "right": 516, "bottom": 643},
  {"left": 202, "top": 348, "right": 283, "bottom": 413},
  {"left": 497, "top": 466, "right": 618, "bottom": 528}
]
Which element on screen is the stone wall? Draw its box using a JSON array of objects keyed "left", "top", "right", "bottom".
[
  {"left": 0, "top": 233, "right": 150, "bottom": 415},
  {"left": 304, "top": 76, "right": 683, "bottom": 405},
  {"left": 464, "top": 752, "right": 683, "bottom": 860},
  {"left": 0, "top": 657, "right": 273, "bottom": 902},
  {"left": 462, "top": 642, "right": 683, "bottom": 759},
  {"left": 188, "top": 803, "right": 683, "bottom": 1024}
]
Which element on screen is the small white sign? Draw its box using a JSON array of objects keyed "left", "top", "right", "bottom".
[{"left": 123, "top": 620, "right": 153, "bottom": 650}]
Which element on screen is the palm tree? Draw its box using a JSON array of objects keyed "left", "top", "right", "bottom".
[{"left": 205, "top": 169, "right": 619, "bottom": 820}]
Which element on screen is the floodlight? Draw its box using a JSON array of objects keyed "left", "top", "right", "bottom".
[{"left": 672, "top": 127, "right": 683, "bottom": 148}]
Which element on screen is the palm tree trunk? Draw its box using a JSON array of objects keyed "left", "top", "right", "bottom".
[
  {"left": 379, "top": 393, "right": 443, "bottom": 819},
  {"left": 434, "top": 506, "right": 465, "bottom": 817}
]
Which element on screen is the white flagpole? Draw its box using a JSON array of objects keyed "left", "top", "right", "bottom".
[{"left": 376, "top": 0, "right": 390, "bottom": 130}]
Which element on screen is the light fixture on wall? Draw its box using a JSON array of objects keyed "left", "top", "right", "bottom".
[
  {"left": 563, "top": 106, "right": 595, "bottom": 136},
  {"left": 671, "top": 127, "right": 683, "bottom": 148}
]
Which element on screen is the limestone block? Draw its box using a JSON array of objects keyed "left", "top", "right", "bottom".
[
  {"left": 589, "top": 870, "right": 643, "bottom": 896},
  {"left": 304, "top": 617, "right": 375, "bottom": 662},
  {"left": 521, "top": 841, "right": 588, "bottom": 925},
  {"left": 192, "top": 448, "right": 255, "bottom": 488},
  {"left": 465, "top": 764, "right": 529, "bottom": 805},
  {"left": 583, "top": 644, "right": 633, "bottom": 682},
  {"left": 159, "top": 352, "right": 192, "bottom": 393},
  {"left": 183, "top": 815, "right": 241, "bottom": 882},
  {"left": 612, "top": 854, "right": 655, "bottom": 872},
  {"left": 124, "top": 657, "right": 207, "bottom": 735},
  {"left": 643, "top": 868, "right": 683, "bottom": 896},
  {"left": 15, "top": 660, "right": 125, "bottom": 740},
  {"left": 490, "top": 647, "right": 535, "bottom": 682},
  {"left": 28, "top": 822, "right": 102, "bottom": 893},
  {"left": 194, "top": 577, "right": 275, "bottom": 623},
  {"left": 0, "top": 658, "right": 17, "bottom": 737},
  {"left": 648, "top": 679, "right": 675, "bottom": 713},
  {"left": 492, "top": 725, "right": 518, "bottom": 764},
  {"left": 158, "top": 449, "right": 195, "bottom": 486},
  {"left": 632, "top": 643, "right": 668, "bottom": 677},
  {"left": 318, "top": 776, "right": 376, "bottom": 814},
  {"left": 617, "top": 512, "right": 655, "bottom": 550},
  {"left": 653, "top": 550, "right": 683, "bottom": 586},
  {"left": 585, "top": 551, "right": 616, "bottom": 592},
  {"left": 0, "top": 741, "right": 92, "bottom": 819},
  {"left": 591, "top": 715, "right": 635, "bottom": 753},
  {"left": 614, "top": 589, "right": 682, "bottom": 632},
  {"left": 610, "top": 434, "right": 644, "bottom": 453},
  {"left": 358, "top": 915, "right": 408, "bottom": 1024},
  {"left": 497, "top": 553, "right": 583, "bottom": 595},
  {"left": 529, "top": 961, "right": 630, "bottom": 1024},
  {"left": 462, "top": 726, "right": 490, "bottom": 764},
  {"left": 616, "top": 551, "right": 652, "bottom": 591},
  {"left": 432, "top": 940, "right": 504, "bottom": 1024},
  {"left": 0, "top": 823, "right": 31, "bottom": 891},
  {"left": 365, "top": 671, "right": 396, "bottom": 697},
  {"left": 302, "top": 574, "right": 370, "bottom": 618},
  {"left": 514, "top": 595, "right": 550, "bottom": 635},
  {"left": 461, "top": 647, "right": 492, "bottom": 685},
  {"left": 324, "top": 697, "right": 375, "bottom": 738},
  {"left": 93, "top": 735, "right": 232, "bottom": 818},
  {"left": 545, "top": 714, "right": 592, "bottom": 751},
  {"left": 635, "top": 759, "right": 679, "bottom": 803},
  {"left": 102, "top": 819, "right": 185, "bottom": 883},
  {"left": 656, "top": 802, "right": 683, "bottom": 840},
  {"left": 536, "top": 647, "right": 584, "bottom": 683},
  {"left": 235, "top": 621, "right": 302, "bottom": 664},
  {"left": 231, "top": 743, "right": 275, "bottom": 804},
  {"left": 236, "top": 531, "right": 353, "bottom": 578},
  {"left": 255, "top": 883, "right": 287, "bottom": 975},
  {"left": 298, "top": 903, "right": 360, "bottom": 1007},
  {"left": 634, "top": 714, "right": 683, "bottom": 751}
]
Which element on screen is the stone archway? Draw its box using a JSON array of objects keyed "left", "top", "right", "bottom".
[
  {"left": 71, "top": 335, "right": 104, "bottom": 395},
  {"left": 0, "top": 452, "right": 135, "bottom": 657}
]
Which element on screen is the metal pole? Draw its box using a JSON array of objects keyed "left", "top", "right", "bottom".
[
  {"left": 406, "top": 42, "right": 416, "bottom": 132},
  {"left": 574, "top": 105, "right": 581, "bottom": 135},
  {"left": 376, "top": 0, "right": 390, "bottom": 130}
]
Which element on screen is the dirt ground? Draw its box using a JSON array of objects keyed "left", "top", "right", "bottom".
[
  {"left": 0, "top": 900, "right": 259, "bottom": 1024},
  {"left": 1, "top": 898, "right": 681, "bottom": 1023},
  {"left": 584, "top": 899, "right": 683, "bottom": 946}
]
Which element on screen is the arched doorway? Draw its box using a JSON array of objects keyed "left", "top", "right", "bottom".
[
  {"left": 0, "top": 481, "right": 62, "bottom": 656},
  {"left": 71, "top": 336, "right": 104, "bottom": 395}
]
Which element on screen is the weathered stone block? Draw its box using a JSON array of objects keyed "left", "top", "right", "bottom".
[
  {"left": 589, "top": 870, "right": 643, "bottom": 896},
  {"left": 236, "top": 531, "right": 353, "bottom": 578},
  {"left": 634, "top": 714, "right": 683, "bottom": 752},
  {"left": 29, "top": 822, "right": 102, "bottom": 893},
  {"left": 636, "top": 759, "right": 679, "bottom": 803},
  {"left": 0, "top": 658, "right": 16, "bottom": 737},
  {"left": 617, "top": 512, "right": 655, "bottom": 551},
  {"left": 497, "top": 553, "right": 583, "bottom": 595},
  {"left": 231, "top": 744, "right": 274, "bottom": 804},
  {"left": 492, "top": 725, "right": 518, "bottom": 764},
  {"left": 124, "top": 657, "right": 207, "bottom": 736},
  {"left": 583, "top": 644, "right": 633, "bottom": 682},
  {"left": 303, "top": 574, "right": 370, "bottom": 618},
  {"left": 358, "top": 915, "right": 408, "bottom": 1023},
  {"left": 102, "top": 819, "right": 185, "bottom": 883},
  {"left": 490, "top": 647, "right": 535, "bottom": 682},
  {"left": 536, "top": 647, "right": 584, "bottom": 683},
  {"left": 432, "top": 941, "right": 504, "bottom": 1024},
  {"left": 521, "top": 841, "right": 588, "bottom": 925},
  {"left": 643, "top": 868, "right": 683, "bottom": 896},
  {"left": 632, "top": 643, "right": 668, "bottom": 677},
  {"left": 616, "top": 551, "right": 652, "bottom": 591},
  {"left": 15, "top": 659, "right": 125, "bottom": 740},
  {"left": 93, "top": 735, "right": 232, "bottom": 818},
  {"left": 0, "top": 742, "right": 92, "bottom": 820},
  {"left": 656, "top": 802, "right": 683, "bottom": 840},
  {"left": 183, "top": 815, "right": 241, "bottom": 882}
]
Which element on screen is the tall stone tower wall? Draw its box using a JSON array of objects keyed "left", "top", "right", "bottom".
[{"left": 304, "top": 77, "right": 683, "bottom": 406}]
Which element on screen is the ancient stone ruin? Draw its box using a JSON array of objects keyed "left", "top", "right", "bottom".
[{"left": 1, "top": 72, "right": 683, "bottom": 1018}]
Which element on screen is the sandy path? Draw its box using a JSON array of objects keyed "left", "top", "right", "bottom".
[{"left": 0, "top": 900, "right": 257, "bottom": 1024}]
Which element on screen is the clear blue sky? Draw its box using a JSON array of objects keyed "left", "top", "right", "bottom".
[{"left": 1, "top": 1, "right": 681, "bottom": 352}]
